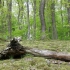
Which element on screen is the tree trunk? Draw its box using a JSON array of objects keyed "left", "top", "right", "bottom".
[
  {"left": 33, "top": 0, "right": 36, "bottom": 40},
  {"left": 7, "top": 0, "right": 12, "bottom": 39},
  {"left": 0, "top": 0, "right": 1, "bottom": 8},
  {"left": 17, "top": 0, "right": 24, "bottom": 30},
  {"left": 60, "top": 0, "right": 64, "bottom": 39},
  {"left": 67, "top": 0, "right": 70, "bottom": 36},
  {"left": 26, "top": 0, "right": 30, "bottom": 40},
  {"left": 0, "top": 0, "right": 4, "bottom": 38},
  {"left": 0, "top": 39, "right": 70, "bottom": 62},
  {"left": 51, "top": 0, "right": 58, "bottom": 40},
  {"left": 67, "top": 0, "right": 70, "bottom": 24},
  {"left": 39, "top": 0, "right": 46, "bottom": 40},
  {"left": 25, "top": 48, "right": 70, "bottom": 62},
  {"left": 60, "top": 0, "right": 63, "bottom": 27}
]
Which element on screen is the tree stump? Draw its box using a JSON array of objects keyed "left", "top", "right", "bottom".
[{"left": 0, "top": 38, "right": 26, "bottom": 59}]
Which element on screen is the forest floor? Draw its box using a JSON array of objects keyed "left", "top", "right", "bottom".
[{"left": 0, "top": 40, "right": 70, "bottom": 70}]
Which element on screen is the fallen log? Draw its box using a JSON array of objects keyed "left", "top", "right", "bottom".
[
  {"left": 25, "top": 48, "right": 70, "bottom": 62},
  {"left": 0, "top": 38, "right": 70, "bottom": 62}
]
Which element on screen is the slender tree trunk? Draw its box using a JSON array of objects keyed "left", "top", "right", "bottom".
[
  {"left": 67, "top": 0, "right": 70, "bottom": 36},
  {"left": 33, "top": 0, "right": 36, "bottom": 40},
  {"left": 17, "top": 1, "right": 20, "bottom": 26},
  {"left": 60, "top": 0, "right": 63, "bottom": 27},
  {"left": 26, "top": 0, "right": 30, "bottom": 40},
  {"left": 17, "top": 0, "right": 24, "bottom": 30},
  {"left": 0, "top": 0, "right": 1, "bottom": 8},
  {"left": 7, "top": 0, "right": 12, "bottom": 39},
  {"left": 51, "top": 0, "right": 58, "bottom": 40},
  {"left": 60, "top": 0, "right": 64, "bottom": 39},
  {"left": 0, "top": 0, "right": 5, "bottom": 38},
  {"left": 39, "top": 0, "right": 46, "bottom": 40},
  {"left": 67, "top": 0, "right": 70, "bottom": 24}
]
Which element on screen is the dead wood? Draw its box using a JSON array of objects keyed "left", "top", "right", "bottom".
[
  {"left": 0, "top": 38, "right": 26, "bottom": 59},
  {"left": 0, "top": 38, "right": 70, "bottom": 62},
  {"left": 25, "top": 48, "right": 70, "bottom": 62}
]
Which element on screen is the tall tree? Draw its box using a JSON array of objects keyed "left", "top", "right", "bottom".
[
  {"left": 39, "top": 0, "right": 46, "bottom": 40},
  {"left": 67, "top": 0, "right": 70, "bottom": 24},
  {"left": 67, "top": 0, "right": 70, "bottom": 36},
  {"left": 26, "top": 0, "right": 30, "bottom": 40},
  {"left": 60, "top": 0, "right": 63, "bottom": 26},
  {"left": 33, "top": 0, "right": 36, "bottom": 40},
  {"left": 0, "top": 0, "right": 5, "bottom": 38},
  {"left": 0, "top": 0, "right": 1, "bottom": 8},
  {"left": 17, "top": 0, "right": 24, "bottom": 30},
  {"left": 7, "top": 0, "right": 12, "bottom": 39},
  {"left": 51, "top": 0, "right": 58, "bottom": 39}
]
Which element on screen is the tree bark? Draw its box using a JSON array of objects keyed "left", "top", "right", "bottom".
[
  {"left": 0, "top": 0, "right": 4, "bottom": 38},
  {"left": 51, "top": 0, "right": 58, "bottom": 40},
  {"left": 26, "top": 0, "right": 30, "bottom": 40},
  {"left": 67, "top": 0, "right": 70, "bottom": 24},
  {"left": 17, "top": 0, "right": 24, "bottom": 30},
  {"left": 67, "top": 0, "right": 70, "bottom": 36},
  {"left": 33, "top": 0, "right": 36, "bottom": 40},
  {"left": 25, "top": 48, "right": 70, "bottom": 62},
  {"left": 0, "top": 39, "right": 70, "bottom": 62},
  {"left": 60, "top": 0, "right": 63, "bottom": 27},
  {"left": 39, "top": 0, "right": 46, "bottom": 40},
  {"left": 0, "top": 0, "right": 1, "bottom": 8},
  {"left": 7, "top": 0, "right": 12, "bottom": 39}
]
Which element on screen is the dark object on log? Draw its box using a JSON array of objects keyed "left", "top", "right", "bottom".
[
  {"left": 0, "top": 39, "right": 70, "bottom": 62},
  {"left": 7, "top": 38, "right": 24, "bottom": 51}
]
